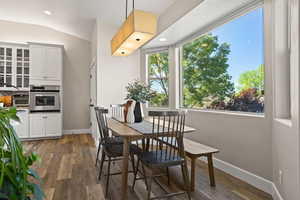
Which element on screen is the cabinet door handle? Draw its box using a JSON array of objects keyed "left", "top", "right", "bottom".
[{"left": 43, "top": 116, "right": 48, "bottom": 119}]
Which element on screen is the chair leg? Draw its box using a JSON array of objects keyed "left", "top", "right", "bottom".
[
  {"left": 132, "top": 158, "right": 140, "bottom": 190},
  {"left": 105, "top": 157, "right": 112, "bottom": 198},
  {"left": 98, "top": 151, "right": 106, "bottom": 180},
  {"left": 181, "top": 162, "right": 191, "bottom": 200},
  {"left": 95, "top": 143, "right": 101, "bottom": 166},
  {"left": 130, "top": 153, "right": 135, "bottom": 171},
  {"left": 141, "top": 163, "right": 149, "bottom": 190},
  {"left": 166, "top": 167, "right": 170, "bottom": 185},
  {"left": 147, "top": 170, "right": 153, "bottom": 200}
]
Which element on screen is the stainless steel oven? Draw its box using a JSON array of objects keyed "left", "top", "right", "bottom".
[{"left": 29, "top": 85, "right": 60, "bottom": 112}]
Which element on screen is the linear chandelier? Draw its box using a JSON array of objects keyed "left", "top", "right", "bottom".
[{"left": 111, "top": 0, "right": 157, "bottom": 56}]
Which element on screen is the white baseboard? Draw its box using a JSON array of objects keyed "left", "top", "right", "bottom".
[
  {"left": 63, "top": 129, "right": 91, "bottom": 135},
  {"left": 271, "top": 183, "right": 284, "bottom": 200},
  {"left": 199, "top": 157, "right": 284, "bottom": 199}
]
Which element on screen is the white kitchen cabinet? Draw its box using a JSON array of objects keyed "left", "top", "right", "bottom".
[
  {"left": 0, "top": 44, "right": 30, "bottom": 90},
  {"left": 30, "top": 44, "right": 62, "bottom": 83},
  {"left": 44, "top": 47, "right": 62, "bottom": 80},
  {"left": 13, "top": 109, "right": 29, "bottom": 139},
  {"left": 45, "top": 113, "right": 62, "bottom": 136},
  {"left": 30, "top": 46, "right": 44, "bottom": 80},
  {"left": 29, "top": 113, "right": 45, "bottom": 138},
  {"left": 30, "top": 113, "right": 62, "bottom": 138}
]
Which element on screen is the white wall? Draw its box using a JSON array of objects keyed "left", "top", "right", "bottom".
[
  {"left": 91, "top": 22, "right": 97, "bottom": 61},
  {"left": 96, "top": 20, "right": 140, "bottom": 108},
  {"left": 185, "top": 112, "right": 272, "bottom": 179},
  {"left": 272, "top": 0, "right": 300, "bottom": 199},
  {"left": 0, "top": 20, "right": 91, "bottom": 131}
]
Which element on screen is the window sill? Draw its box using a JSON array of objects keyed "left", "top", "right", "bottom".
[
  {"left": 145, "top": 107, "right": 265, "bottom": 119},
  {"left": 274, "top": 118, "right": 292, "bottom": 127},
  {"left": 146, "top": 106, "right": 170, "bottom": 110},
  {"left": 184, "top": 108, "right": 265, "bottom": 118}
]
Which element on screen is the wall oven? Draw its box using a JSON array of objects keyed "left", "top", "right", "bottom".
[{"left": 29, "top": 85, "right": 60, "bottom": 112}]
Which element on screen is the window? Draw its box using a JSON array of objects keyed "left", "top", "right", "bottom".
[
  {"left": 147, "top": 51, "right": 169, "bottom": 107},
  {"left": 180, "top": 7, "right": 264, "bottom": 113}
]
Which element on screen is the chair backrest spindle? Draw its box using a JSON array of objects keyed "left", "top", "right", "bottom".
[
  {"left": 148, "top": 110, "right": 187, "bottom": 161},
  {"left": 94, "top": 107, "right": 110, "bottom": 143}
]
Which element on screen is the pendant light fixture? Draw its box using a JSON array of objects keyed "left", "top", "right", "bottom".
[{"left": 111, "top": 0, "right": 157, "bottom": 56}]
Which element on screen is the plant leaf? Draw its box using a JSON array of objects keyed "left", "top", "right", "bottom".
[{"left": 0, "top": 192, "right": 8, "bottom": 199}]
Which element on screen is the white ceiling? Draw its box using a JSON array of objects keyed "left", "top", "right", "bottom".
[
  {"left": 0, "top": 0, "right": 177, "bottom": 41},
  {"left": 145, "top": 0, "right": 259, "bottom": 48}
]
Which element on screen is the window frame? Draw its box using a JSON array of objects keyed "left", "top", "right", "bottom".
[
  {"left": 178, "top": 4, "right": 266, "bottom": 115},
  {"left": 145, "top": 48, "right": 170, "bottom": 108}
]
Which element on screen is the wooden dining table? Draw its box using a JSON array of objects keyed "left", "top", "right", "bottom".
[{"left": 107, "top": 118, "right": 196, "bottom": 200}]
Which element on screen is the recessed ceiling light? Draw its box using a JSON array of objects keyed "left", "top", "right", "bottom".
[
  {"left": 43, "top": 10, "right": 52, "bottom": 15},
  {"left": 159, "top": 38, "right": 167, "bottom": 42}
]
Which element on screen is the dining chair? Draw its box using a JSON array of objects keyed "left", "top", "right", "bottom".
[
  {"left": 94, "top": 107, "right": 140, "bottom": 197},
  {"left": 94, "top": 107, "right": 123, "bottom": 167},
  {"left": 110, "top": 104, "right": 124, "bottom": 121},
  {"left": 132, "top": 110, "right": 191, "bottom": 200}
]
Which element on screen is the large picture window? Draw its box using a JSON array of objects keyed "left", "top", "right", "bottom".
[
  {"left": 181, "top": 7, "right": 264, "bottom": 113},
  {"left": 147, "top": 51, "right": 169, "bottom": 107}
]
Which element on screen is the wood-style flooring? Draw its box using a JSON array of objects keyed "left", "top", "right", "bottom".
[{"left": 23, "top": 134, "right": 273, "bottom": 200}]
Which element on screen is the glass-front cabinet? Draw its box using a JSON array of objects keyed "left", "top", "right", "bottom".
[
  {"left": 0, "top": 44, "right": 30, "bottom": 90},
  {"left": 16, "top": 48, "right": 30, "bottom": 88}
]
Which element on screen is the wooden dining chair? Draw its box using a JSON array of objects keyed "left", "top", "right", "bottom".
[
  {"left": 110, "top": 104, "right": 124, "bottom": 121},
  {"left": 94, "top": 107, "right": 123, "bottom": 167},
  {"left": 94, "top": 107, "right": 140, "bottom": 197},
  {"left": 132, "top": 110, "right": 191, "bottom": 200}
]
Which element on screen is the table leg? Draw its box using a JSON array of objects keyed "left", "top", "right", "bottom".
[
  {"left": 190, "top": 158, "right": 196, "bottom": 191},
  {"left": 121, "top": 138, "right": 130, "bottom": 200},
  {"left": 207, "top": 154, "right": 216, "bottom": 187}
]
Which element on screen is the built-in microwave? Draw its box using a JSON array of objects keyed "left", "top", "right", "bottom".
[
  {"left": 29, "top": 85, "right": 60, "bottom": 112},
  {"left": 13, "top": 92, "right": 29, "bottom": 107}
]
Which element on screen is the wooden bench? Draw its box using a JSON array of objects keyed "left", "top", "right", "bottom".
[{"left": 183, "top": 138, "right": 219, "bottom": 191}]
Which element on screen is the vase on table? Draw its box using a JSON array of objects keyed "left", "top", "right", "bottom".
[
  {"left": 123, "top": 100, "right": 133, "bottom": 123},
  {"left": 133, "top": 102, "right": 143, "bottom": 123}
]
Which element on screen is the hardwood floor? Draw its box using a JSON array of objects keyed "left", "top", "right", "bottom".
[{"left": 23, "top": 134, "right": 273, "bottom": 200}]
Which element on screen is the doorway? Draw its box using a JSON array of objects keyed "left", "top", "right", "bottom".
[{"left": 89, "top": 59, "right": 97, "bottom": 142}]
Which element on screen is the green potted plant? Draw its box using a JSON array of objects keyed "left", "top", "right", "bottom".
[
  {"left": 125, "top": 80, "right": 156, "bottom": 122},
  {"left": 0, "top": 107, "right": 44, "bottom": 200}
]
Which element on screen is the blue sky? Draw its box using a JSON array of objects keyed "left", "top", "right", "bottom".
[{"left": 211, "top": 7, "right": 264, "bottom": 88}]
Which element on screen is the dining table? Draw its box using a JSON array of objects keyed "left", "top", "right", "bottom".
[{"left": 107, "top": 117, "right": 196, "bottom": 200}]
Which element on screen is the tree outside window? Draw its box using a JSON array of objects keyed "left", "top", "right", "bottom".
[
  {"left": 145, "top": 7, "right": 264, "bottom": 113},
  {"left": 147, "top": 52, "right": 169, "bottom": 107},
  {"left": 181, "top": 7, "right": 264, "bottom": 113}
]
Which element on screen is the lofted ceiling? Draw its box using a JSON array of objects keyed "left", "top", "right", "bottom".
[
  {"left": 0, "top": 0, "right": 177, "bottom": 41},
  {"left": 145, "top": 0, "right": 260, "bottom": 48}
]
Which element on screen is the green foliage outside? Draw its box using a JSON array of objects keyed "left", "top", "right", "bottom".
[
  {"left": 147, "top": 52, "right": 169, "bottom": 107},
  {"left": 0, "top": 107, "right": 44, "bottom": 200},
  {"left": 237, "top": 64, "right": 264, "bottom": 94},
  {"left": 148, "top": 34, "right": 265, "bottom": 113},
  {"left": 182, "top": 34, "right": 234, "bottom": 108}
]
